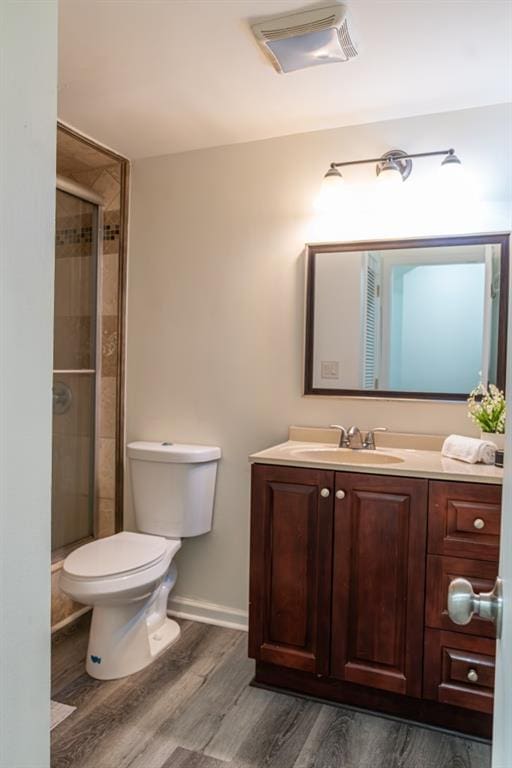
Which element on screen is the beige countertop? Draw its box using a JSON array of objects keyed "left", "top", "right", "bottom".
[{"left": 249, "top": 427, "right": 503, "bottom": 485}]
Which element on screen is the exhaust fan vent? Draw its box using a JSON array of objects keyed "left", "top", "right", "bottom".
[
  {"left": 251, "top": 4, "right": 358, "bottom": 74},
  {"left": 259, "top": 14, "right": 337, "bottom": 41},
  {"left": 339, "top": 19, "right": 358, "bottom": 58}
]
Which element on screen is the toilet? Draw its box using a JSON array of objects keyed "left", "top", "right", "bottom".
[{"left": 60, "top": 441, "right": 221, "bottom": 680}]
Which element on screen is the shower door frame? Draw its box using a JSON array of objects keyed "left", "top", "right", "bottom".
[{"left": 55, "top": 175, "right": 104, "bottom": 547}]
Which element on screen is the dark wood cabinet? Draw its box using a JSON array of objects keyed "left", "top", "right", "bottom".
[
  {"left": 331, "top": 473, "right": 427, "bottom": 696},
  {"left": 249, "top": 464, "right": 334, "bottom": 674},
  {"left": 422, "top": 480, "right": 501, "bottom": 720},
  {"left": 249, "top": 465, "right": 501, "bottom": 738}
]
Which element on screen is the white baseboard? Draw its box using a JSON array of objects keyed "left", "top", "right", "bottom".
[
  {"left": 51, "top": 606, "right": 90, "bottom": 634},
  {"left": 168, "top": 595, "right": 248, "bottom": 632},
  {"left": 52, "top": 597, "right": 248, "bottom": 635}
]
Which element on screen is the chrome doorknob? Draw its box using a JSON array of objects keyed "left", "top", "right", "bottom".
[
  {"left": 320, "top": 488, "right": 330, "bottom": 498},
  {"left": 447, "top": 577, "right": 503, "bottom": 638},
  {"left": 335, "top": 490, "right": 346, "bottom": 500},
  {"left": 447, "top": 578, "right": 476, "bottom": 625}
]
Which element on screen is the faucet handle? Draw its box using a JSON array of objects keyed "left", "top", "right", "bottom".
[
  {"left": 330, "top": 424, "right": 349, "bottom": 448},
  {"left": 363, "top": 427, "right": 388, "bottom": 450}
]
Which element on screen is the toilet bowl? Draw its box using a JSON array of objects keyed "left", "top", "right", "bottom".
[
  {"left": 61, "top": 532, "right": 182, "bottom": 679},
  {"left": 60, "top": 441, "right": 221, "bottom": 680}
]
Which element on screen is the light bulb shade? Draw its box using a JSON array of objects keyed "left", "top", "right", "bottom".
[
  {"left": 376, "top": 159, "right": 403, "bottom": 186},
  {"left": 315, "top": 167, "right": 345, "bottom": 211},
  {"left": 441, "top": 152, "right": 462, "bottom": 168},
  {"left": 437, "top": 151, "right": 473, "bottom": 203},
  {"left": 441, "top": 152, "right": 463, "bottom": 179}
]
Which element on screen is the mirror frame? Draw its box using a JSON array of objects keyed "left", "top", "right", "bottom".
[{"left": 304, "top": 233, "right": 510, "bottom": 401}]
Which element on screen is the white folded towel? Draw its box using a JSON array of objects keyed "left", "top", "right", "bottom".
[{"left": 442, "top": 434, "right": 496, "bottom": 465}]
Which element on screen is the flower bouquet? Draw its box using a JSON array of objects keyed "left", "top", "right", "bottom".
[{"left": 467, "top": 383, "right": 506, "bottom": 449}]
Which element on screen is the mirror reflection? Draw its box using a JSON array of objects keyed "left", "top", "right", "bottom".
[{"left": 307, "top": 237, "right": 508, "bottom": 399}]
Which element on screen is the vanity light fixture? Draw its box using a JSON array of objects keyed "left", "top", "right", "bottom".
[{"left": 317, "top": 147, "right": 463, "bottom": 208}]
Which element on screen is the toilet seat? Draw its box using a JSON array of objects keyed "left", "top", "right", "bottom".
[
  {"left": 60, "top": 532, "right": 181, "bottom": 608},
  {"left": 63, "top": 531, "right": 173, "bottom": 580}
]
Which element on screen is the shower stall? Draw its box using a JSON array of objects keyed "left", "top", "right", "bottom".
[{"left": 52, "top": 178, "right": 103, "bottom": 551}]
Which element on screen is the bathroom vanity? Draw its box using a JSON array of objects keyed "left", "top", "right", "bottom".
[{"left": 248, "top": 429, "right": 502, "bottom": 739}]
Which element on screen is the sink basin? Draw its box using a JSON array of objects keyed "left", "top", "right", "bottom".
[{"left": 290, "top": 447, "right": 404, "bottom": 465}]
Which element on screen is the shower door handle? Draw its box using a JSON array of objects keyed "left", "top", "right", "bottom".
[{"left": 52, "top": 382, "right": 73, "bottom": 414}]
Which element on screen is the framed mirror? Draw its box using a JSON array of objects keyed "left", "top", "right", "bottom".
[{"left": 304, "top": 234, "right": 510, "bottom": 400}]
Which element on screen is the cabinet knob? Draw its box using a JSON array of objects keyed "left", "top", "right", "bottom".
[
  {"left": 320, "top": 488, "right": 330, "bottom": 498},
  {"left": 473, "top": 518, "right": 485, "bottom": 530},
  {"left": 336, "top": 490, "right": 346, "bottom": 500},
  {"left": 467, "top": 668, "right": 479, "bottom": 683}
]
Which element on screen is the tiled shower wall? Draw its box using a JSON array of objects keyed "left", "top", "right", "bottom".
[
  {"left": 52, "top": 138, "right": 127, "bottom": 630},
  {"left": 70, "top": 164, "right": 121, "bottom": 540}
]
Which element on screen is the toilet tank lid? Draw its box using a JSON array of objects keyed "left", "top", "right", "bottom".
[{"left": 127, "top": 441, "right": 221, "bottom": 463}]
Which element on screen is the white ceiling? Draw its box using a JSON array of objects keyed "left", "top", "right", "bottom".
[{"left": 58, "top": 0, "right": 512, "bottom": 160}]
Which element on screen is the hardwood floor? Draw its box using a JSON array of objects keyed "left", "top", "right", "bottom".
[{"left": 51, "top": 616, "right": 491, "bottom": 768}]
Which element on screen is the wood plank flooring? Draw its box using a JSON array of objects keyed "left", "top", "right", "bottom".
[{"left": 51, "top": 616, "right": 491, "bottom": 768}]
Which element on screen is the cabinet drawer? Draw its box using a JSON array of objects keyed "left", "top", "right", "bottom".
[
  {"left": 425, "top": 555, "right": 498, "bottom": 638},
  {"left": 428, "top": 481, "right": 501, "bottom": 561},
  {"left": 424, "top": 629, "right": 495, "bottom": 713}
]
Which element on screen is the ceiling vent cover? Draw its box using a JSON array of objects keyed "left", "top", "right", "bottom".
[{"left": 251, "top": 4, "right": 358, "bottom": 74}]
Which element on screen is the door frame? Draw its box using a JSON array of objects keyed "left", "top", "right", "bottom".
[{"left": 492, "top": 235, "right": 512, "bottom": 766}]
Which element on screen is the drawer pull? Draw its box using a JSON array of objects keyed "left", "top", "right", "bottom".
[
  {"left": 320, "top": 488, "right": 330, "bottom": 498},
  {"left": 467, "top": 668, "right": 479, "bottom": 683},
  {"left": 336, "top": 490, "right": 346, "bottom": 500},
  {"left": 473, "top": 518, "right": 485, "bottom": 530}
]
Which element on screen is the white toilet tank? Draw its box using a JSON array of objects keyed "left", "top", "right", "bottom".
[{"left": 127, "top": 441, "right": 221, "bottom": 538}]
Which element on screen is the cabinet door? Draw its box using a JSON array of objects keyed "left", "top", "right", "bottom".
[
  {"left": 249, "top": 464, "right": 334, "bottom": 675},
  {"left": 331, "top": 473, "right": 428, "bottom": 697}
]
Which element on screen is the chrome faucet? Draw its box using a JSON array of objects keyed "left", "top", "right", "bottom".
[
  {"left": 347, "top": 425, "right": 364, "bottom": 449},
  {"left": 330, "top": 424, "right": 387, "bottom": 449},
  {"left": 345, "top": 426, "right": 388, "bottom": 450},
  {"left": 363, "top": 427, "right": 388, "bottom": 450},
  {"left": 330, "top": 424, "right": 349, "bottom": 448}
]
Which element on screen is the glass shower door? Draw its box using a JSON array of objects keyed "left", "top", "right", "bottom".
[{"left": 52, "top": 188, "right": 99, "bottom": 550}]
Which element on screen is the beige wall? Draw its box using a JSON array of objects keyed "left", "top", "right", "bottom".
[{"left": 126, "top": 104, "right": 511, "bottom": 618}]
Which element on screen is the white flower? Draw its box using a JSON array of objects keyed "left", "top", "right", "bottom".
[{"left": 467, "top": 382, "right": 506, "bottom": 434}]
